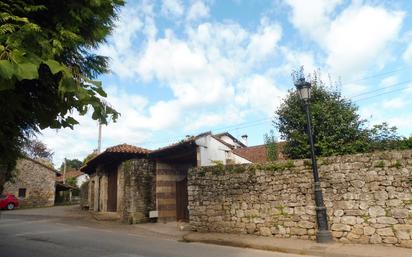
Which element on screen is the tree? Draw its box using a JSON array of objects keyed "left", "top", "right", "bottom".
[
  {"left": 82, "top": 151, "right": 99, "bottom": 165},
  {"left": 23, "top": 139, "right": 53, "bottom": 161},
  {"left": 65, "top": 177, "right": 78, "bottom": 188},
  {"left": 0, "top": 0, "right": 123, "bottom": 190},
  {"left": 60, "top": 159, "right": 83, "bottom": 171},
  {"left": 274, "top": 71, "right": 370, "bottom": 159},
  {"left": 264, "top": 130, "right": 278, "bottom": 161}
]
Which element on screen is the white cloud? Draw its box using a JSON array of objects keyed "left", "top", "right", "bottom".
[
  {"left": 285, "top": 0, "right": 343, "bottom": 41},
  {"left": 382, "top": 97, "right": 406, "bottom": 109},
  {"left": 161, "top": 0, "right": 184, "bottom": 17},
  {"left": 343, "top": 83, "right": 368, "bottom": 97},
  {"left": 187, "top": 1, "right": 209, "bottom": 21},
  {"left": 325, "top": 5, "right": 404, "bottom": 77},
  {"left": 235, "top": 75, "right": 285, "bottom": 116},
  {"left": 403, "top": 43, "right": 412, "bottom": 64},
  {"left": 246, "top": 20, "right": 282, "bottom": 64},
  {"left": 380, "top": 75, "right": 398, "bottom": 87},
  {"left": 285, "top": 1, "right": 405, "bottom": 78}
]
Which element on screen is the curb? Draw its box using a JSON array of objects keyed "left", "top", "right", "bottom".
[{"left": 182, "top": 233, "right": 381, "bottom": 257}]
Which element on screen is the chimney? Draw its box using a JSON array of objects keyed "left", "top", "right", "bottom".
[{"left": 241, "top": 134, "right": 248, "bottom": 146}]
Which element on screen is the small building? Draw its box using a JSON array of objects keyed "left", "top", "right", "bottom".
[
  {"left": 81, "top": 132, "right": 251, "bottom": 223},
  {"left": 56, "top": 170, "right": 89, "bottom": 188},
  {"left": 2, "top": 157, "right": 60, "bottom": 208},
  {"left": 80, "top": 144, "right": 154, "bottom": 223}
]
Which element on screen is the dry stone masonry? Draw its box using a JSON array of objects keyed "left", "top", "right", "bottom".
[
  {"left": 188, "top": 150, "right": 412, "bottom": 248},
  {"left": 3, "top": 158, "right": 56, "bottom": 207}
]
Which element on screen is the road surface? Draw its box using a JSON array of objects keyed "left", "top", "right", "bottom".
[{"left": 0, "top": 206, "right": 313, "bottom": 257}]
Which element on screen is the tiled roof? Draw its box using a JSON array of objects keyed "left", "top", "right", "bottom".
[
  {"left": 150, "top": 132, "right": 211, "bottom": 154},
  {"left": 55, "top": 170, "right": 85, "bottom": 182},
  {"left": 80, "top": 144, "right": 150, "bottom": 173},
  {"left": 233, "top": 144, "right": 268, "bottom": 163},
  {"left": 233, "top": 142, "right": 287, "bottom": 163},
  {"left": 105, "top": 144, "right": 151, "bottom": 154}
]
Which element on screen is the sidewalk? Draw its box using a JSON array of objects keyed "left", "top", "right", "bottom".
[{"left": 183, "top": 232, "right": 412, "bottom": 257}]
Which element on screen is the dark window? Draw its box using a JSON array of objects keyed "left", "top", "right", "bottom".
[
  {"left": 0, "top": 195, "right": 6, "bottom": 199},
  {"left": 18, "top": 188, "right": 26, "bottom": 198}
]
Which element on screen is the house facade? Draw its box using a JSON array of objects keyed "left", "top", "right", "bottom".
[
  {"left": 81, "top": 132, "right": 251, "bottom": 223},
  {"left": 2, "top": 157, "right": 59, "bottom": 208}
]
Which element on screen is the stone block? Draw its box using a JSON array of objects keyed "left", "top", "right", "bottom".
[
  {"left": 382, "top": 237, "right": 398, "bottom": 244},
  {"left": 260, "top": 227, "right": 271, "bottom": 236},
  {"left": 369, "top": 206, "right": 385, "bottom": 217},
  {"left": 376, "top": 217, "right": 397, "bottom": 225},
  {"left": 391, "top": 208, "right": 409, "bottom": 219},
  {"left": 341, "top": 216, "right": 357, "bottom": 225},
  {"left": 332, "top": 231, "right": 343, "bottom": 238},
  {"left": 370, "top": 234, "right": 382, "bottom": 244},
  {"left": 364, "top": 226, "right": 376, "bottom": 236},
  {"left": 298, "top": 220, "right": 315, "bottom": 229},
  {"left": 246, "top": 223, "right": 256, "bottom": 234},
  {"left": 290, "top": 227, "right": 307, "bottom": 235},
  {"left": 400, "top": 240, "right": 412, "bottom": 248},
  {"left": 334, "top": 209, "right": 344, "bottom": 217},
  {"left": 331, "top": 223, "right": 351, "bottom": 232},
  {"left": 376, "top": 228, "right": 394, "bottom": 237}
]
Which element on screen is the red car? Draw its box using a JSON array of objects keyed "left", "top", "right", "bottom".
[{"left": 0, "top": 194, "right": 19, "bottom": 210}]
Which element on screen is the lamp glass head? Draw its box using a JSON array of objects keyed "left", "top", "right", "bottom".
[{"left": 295, "top": 78, "right": 311, "bottom": 101}]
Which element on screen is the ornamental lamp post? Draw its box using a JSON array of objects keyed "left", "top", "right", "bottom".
[{"left": 295, "top": 77, "right": 333, "bottom": 243}]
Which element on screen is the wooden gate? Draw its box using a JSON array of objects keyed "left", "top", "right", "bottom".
[
  {"left": 107, "top": 171, "right": 117, "bottom": 212},
  {"left": 176, "top": 177, "right": 189, "bottom": 221}
]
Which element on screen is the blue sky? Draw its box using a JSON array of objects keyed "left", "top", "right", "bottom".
[{"left": 40, "top": 0, "right": 412, "bottom": 166}]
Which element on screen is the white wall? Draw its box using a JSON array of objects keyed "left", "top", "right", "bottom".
[
  {"left": 196, "top": 135, "right": 250, "bottom": 166},
  {"left": 76, "top": 174, "right": 90, "bottom": 188},
  {"left": 218, "top": 135, "right": 244, "bottom": 148}
]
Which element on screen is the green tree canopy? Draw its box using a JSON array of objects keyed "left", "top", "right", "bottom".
[
  {"left": 275, "top": 72, "right": 371, "bottom": 159},
  {"left": 0, "top": 0, "right": 123, "bottom": 189},
  {"left": 82, "top": 151, "right": 99, "bottom": 165},
  {"left": 60, "top": 158, "right": 83, "bottom": 171},
  {"left": 274, "top": 71, "right": 412, "bottom": 159},
  {"left": 264, "top": 130, "right": 278, "bottom": 161}
]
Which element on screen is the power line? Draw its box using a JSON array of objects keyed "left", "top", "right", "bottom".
[
  {"left": 353, "top": 84, "right": 412, "bottom": 103},
  {"left": 139, "top": 118, "right": 272, "bottom": 148},
  {"left": 349, "top": 79, "right": 412, "bottom": 99},
  {"left": 340, "top": 65, "right": 412, "bottom": 85}
]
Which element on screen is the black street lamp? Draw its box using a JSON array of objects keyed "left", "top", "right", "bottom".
[{"left": 295, "top": 77, "right": 333, "bottom": 243}]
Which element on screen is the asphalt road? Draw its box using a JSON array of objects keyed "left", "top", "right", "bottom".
[{"left": 0, "top": 208, "right": 312, "bottom": 257}]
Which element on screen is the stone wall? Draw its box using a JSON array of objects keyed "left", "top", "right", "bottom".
[
  {"left": 3, "top": 158, "right": 56, "bottom": 207},
  {"left": 121, "top": 159, "right": 156, "bottom": 223},
  {"left": 188, "top": 150, "right": 412, "bottom": 248}
]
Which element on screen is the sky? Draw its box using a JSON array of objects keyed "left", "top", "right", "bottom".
[{"left": 39, "top": 0, "right": 412, "bottom": 167}]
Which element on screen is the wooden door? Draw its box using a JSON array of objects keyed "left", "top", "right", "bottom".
[
  {"left": 176, "top": 177, "right": 189, "bottom": 221},
  {"left": 107, "top": 171, "right": 117, "bottom": 212}
]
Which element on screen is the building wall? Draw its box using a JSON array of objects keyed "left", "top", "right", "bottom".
[
  {"left": 88, "top": 159, "right": 155, "bottom": 223},
  {"left": 121, "top": 159, "right": 156, "bottom": 223},
  {"left": 3, "top": 158, "right": 56, "bottom": 207},
  {"left": 76, "top": 174, "right": 89, "bottom": 188},
  {"left": 188, "top": 150, "right": 412, "bottom": 248},
  {"left": 196, "top": 135, "right": 251, "bottom": 166}
]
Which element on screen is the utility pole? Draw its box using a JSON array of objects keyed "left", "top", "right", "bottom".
[
  {"left": 98, "top": 122, "right": 102, "bottom": 153},
  {"left": 63, "top": 158, "right": 67, "bottom": 184}
]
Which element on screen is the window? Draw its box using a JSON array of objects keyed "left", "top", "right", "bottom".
[{"left": 18, "top": 188, "right": 26, "bottom": 198}]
